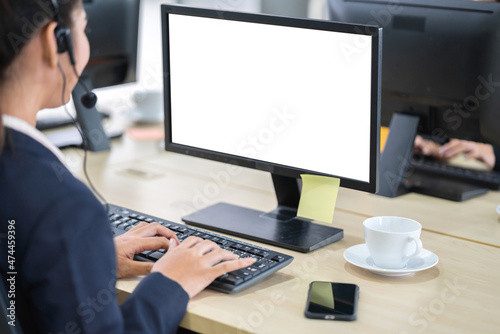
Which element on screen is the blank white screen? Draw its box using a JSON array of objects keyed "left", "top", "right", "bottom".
[{"left": 168, "top": 14, "right": 373, "bottom": 182}]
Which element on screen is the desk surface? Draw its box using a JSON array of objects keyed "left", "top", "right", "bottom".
[
  {"left": 72, "top": 139, "right": 499, "bottom": 248},
  {"left": 64, "top": 133, "right": 500, "bottom": 334}
]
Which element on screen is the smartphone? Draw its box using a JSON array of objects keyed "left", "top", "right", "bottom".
[{"left": 304, "top": 281, "right": 359, "bottom": 321}]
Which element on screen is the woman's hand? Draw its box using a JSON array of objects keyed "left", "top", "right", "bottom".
[
  {"left": 114, "top": 222, "right": 179, "bottom": 278},
  {"left": 151, "top": 236, "right": 256, "bottom": 298},
  {"left": 414, "top": 136, "right": 495, "bottom": 170},
  {"left": 438, "top": 139, "right": 495, "bottom": 170},
  {"left": 414, "top": 135, "right": 443, "bottom": 158}
]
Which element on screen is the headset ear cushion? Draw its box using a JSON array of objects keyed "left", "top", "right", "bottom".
[
  {"left": 54, "top": 25, "right": 76, "bottom": 65},
  {"left": 55, "top": 26, "right": 69, "bottom": 53}
]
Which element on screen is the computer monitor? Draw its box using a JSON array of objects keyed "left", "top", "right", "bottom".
[
  {"left": 328, "top": 0, "right": 500, "bottom": 146},
  {"left": 161, "top": 5, "right": 381, "bottom": 252},
  {"left": 73, "top": 0, "right": 140, "bottom": 151}
]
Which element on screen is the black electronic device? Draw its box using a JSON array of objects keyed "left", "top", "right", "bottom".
[
  {"left": 304, "top": 281, "right": 359, "bottom": 321},
  {"left": 406, "top": 169, "right": 488, "bottom": 202},
  {"left": 83, "top": 0, "right": 139, "bottom": 91},
  {"left": 161, "top": 4, "right": 381, "bottom": 252},
  {"left": 328, "top": 0, "right": 500, "bottom": 146},
  {"left": 410, "top": 156, "right": 500, "bottom": 191},
  {"left": 328, "top": 0, "right": 500, "bottom": 201},
  {"left": 107, "top": 204, "right": 294, "bottom": 293}
]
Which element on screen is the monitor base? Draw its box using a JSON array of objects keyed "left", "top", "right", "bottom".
[{"left": 182, "top": 202, "right": 343, "bottom": 253}]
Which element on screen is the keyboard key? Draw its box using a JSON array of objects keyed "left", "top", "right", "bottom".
[
  {"left": 232, "top": 269, "right": 253, "bottom": 281},
  {"left": 262, "top": 259, "right": 277, "bottom": 268},
  {"left": 246, "top": 266, "right": 261, "bottom": 276},
  {"left": 220, "top": 274, "right": 244, "bottom": 285},
  {"left": 216, "top": 273, "right": 229, "bottom": 280},
  {"left": 272, "top": 255, "right": 286, "bottom": 263},
  {"left": 255, "top": 262, "right": 269, "bottom": 271},
  {"left": 109, "top": 214, "right": 121, "bottom": 221},
  {"left": 148, "top": 251, "right": 164, "bottom": 260},
  {"left": 241, "top": 246, "right": 252, "bottom": 252},
  {"left": 119, "top": 222, "right": 131, "bottom": 229},
  {"left": 110, "top": 221, "right": 123, "bottom": 228}
]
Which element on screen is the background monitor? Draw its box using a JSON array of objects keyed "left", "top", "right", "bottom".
[
  {"left": 82, "top": 0, "right": 139, "bottom": 89},
  {"left": 161, "top": 5, "right": 381, "bottom": 252},
  {"left": 73, "top": 0, "right": 140, "bottom": 151},
  {"left": 328, "top": 0, "right": 500, "bottom": 146}
]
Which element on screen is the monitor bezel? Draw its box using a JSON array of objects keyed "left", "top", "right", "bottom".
[{"left": 162, "top": 4, "right": 381, "bottom": 194}]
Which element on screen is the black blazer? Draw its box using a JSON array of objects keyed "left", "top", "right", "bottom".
[{"left": 0, "top": 129, "right": 188, "bottom": 333}]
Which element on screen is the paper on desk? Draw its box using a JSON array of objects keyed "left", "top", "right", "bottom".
[{"left": 297, "top": 174, "right": 340, "bottom": 223}]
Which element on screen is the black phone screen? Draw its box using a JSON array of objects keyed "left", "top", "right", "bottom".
[{"left": 305, "top": 281, "right": 359, "bottom": 321}]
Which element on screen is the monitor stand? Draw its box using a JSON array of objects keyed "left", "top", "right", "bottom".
[{"left": 182, "top": 174, "right": 344, "bottom": 253}]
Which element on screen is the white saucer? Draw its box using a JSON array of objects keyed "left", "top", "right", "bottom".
[{"left": 343, "top": 244, "right": 439, "bottom": 276}]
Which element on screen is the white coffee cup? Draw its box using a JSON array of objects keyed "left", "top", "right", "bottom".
[{"left": 363, "top": 216, "right": 423, "bottom": 269}]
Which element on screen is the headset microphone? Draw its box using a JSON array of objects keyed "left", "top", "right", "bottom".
[
  {"left": 75, "top": 72, "right": 98, "bottom": 109},
  {"left": 80, "top": 86, "right": 98, "bottom": 109}
]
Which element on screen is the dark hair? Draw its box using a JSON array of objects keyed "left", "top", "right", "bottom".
[{"left": 0, "top": 0, "right": 80, "bottom": 154}]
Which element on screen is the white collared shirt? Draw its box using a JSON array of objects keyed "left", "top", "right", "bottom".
[{"left": 2, "top": 114, "right": 67, "bottom": 166}]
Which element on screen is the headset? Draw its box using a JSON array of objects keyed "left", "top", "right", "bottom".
[
  {"left": 51, "top": 0, "right": 97, "bottom": 109},
  {"left": 50, "top": 0, "right": 108, "bottom": 210}
]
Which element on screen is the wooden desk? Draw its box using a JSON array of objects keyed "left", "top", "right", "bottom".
[
  {"left": 77, "top": 142, "right": 499, "bottom": 249},
  {"left": 336, "top": 187, "right": 500, "bottom": 248},
  {"left": 64, "top": 135, "right": 500, "bottom": 334}
]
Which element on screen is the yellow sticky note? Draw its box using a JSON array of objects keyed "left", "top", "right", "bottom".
[{"left": 297, "top": 174, "right": 340, "bottom": 223}]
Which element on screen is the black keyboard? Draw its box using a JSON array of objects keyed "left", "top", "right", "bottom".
[
  {"left": 411, "top": 156, "right": 500, "bottom": 190},
  {"left": 107, "top": 204, "right": 294, "bottom": 293}
]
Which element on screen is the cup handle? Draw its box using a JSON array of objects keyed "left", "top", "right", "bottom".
[{"left": 403, "top": 236, "right": 423, "bottom": 261}]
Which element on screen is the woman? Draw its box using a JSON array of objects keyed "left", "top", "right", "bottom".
[{"left": 0, "top": 1, "right": 253, "bottom": 332}]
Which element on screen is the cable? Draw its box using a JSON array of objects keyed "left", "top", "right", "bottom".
[{"left": 57, "top": 62, "right": 109, "bottom": 214}]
